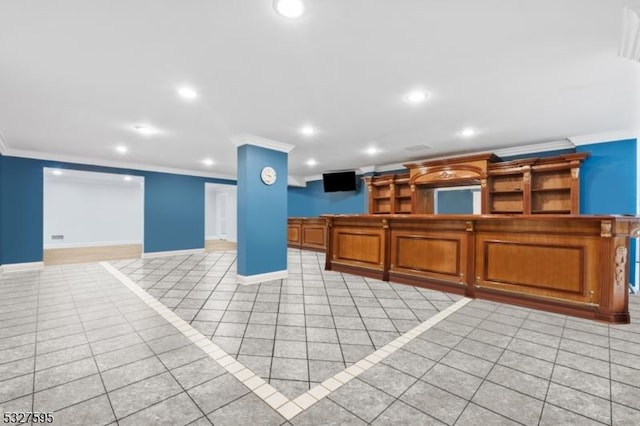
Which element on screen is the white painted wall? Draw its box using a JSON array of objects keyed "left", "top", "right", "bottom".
[
  {"left": 43, "top": 169, "right": 144, "bottom": 248},
  {"left": 205, "top": 183, "right": 237, "bottom": 242}
]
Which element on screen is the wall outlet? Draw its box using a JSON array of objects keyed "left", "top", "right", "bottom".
[{"left": 51, "top": 235, "right": 64, "bottom": 240}]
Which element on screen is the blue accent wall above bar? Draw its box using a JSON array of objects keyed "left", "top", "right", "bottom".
[
  {"left": 288, "top": 178, "right": 366, "bottom": 217},
  {"left": 577, "top": 139, "right": 636, "bottom": 215}
]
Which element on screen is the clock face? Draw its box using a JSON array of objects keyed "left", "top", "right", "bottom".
[{"left": 260, "top": 166, "right": 277, "bottom": 185}]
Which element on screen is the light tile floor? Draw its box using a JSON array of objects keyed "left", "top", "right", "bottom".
[
  {"left": 111, "top": 249, "right": 462, "bottom": 398},
  {"left": 0, "top": 249, "right": 638, "bottom": 425}
]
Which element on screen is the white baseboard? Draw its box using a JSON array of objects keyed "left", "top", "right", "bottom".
[
  {"left": 142, "top": 248, "right": 205, "bottom": 259},
  {"left": 44, "top": 240, "right": 142, "bottom": 249},
  {"left": 237, "top": 269, "right": 288, "bottom": 285},
  {"left": 1, "top": 261, "right": 45, "bottom": 272}
]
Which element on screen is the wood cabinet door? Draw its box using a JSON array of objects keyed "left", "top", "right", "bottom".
[{"left": 474, "top": 231, "right": 601, "bottom": 305}]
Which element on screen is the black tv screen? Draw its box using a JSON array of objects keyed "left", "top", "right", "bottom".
[{"left": 323, "top": 171, "right": 357, "bottom": 192}]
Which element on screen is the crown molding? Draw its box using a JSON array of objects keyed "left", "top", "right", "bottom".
[
  {"left": 4, "top": 148, "right": 237, "bottom": 180},
  {"left": 568, "top": 130, "right": 638, "bottom": 146},
  {"left": 288, "top": 175, "right": 307, "bottom": 187},
  {"left": 305, "top": 174, "right": 323, "bottom": 182},
  {"left": 231, "top": 134, "right": 295, "bottom": 153},
  {"left": 493, "top": 139, "right": 575, "bottom": 157},
  {"left": 376, "top": 162, "right": 408, "bottom": 173},
  {"left": 43, "top": 167, "right": 145, "bottom": 186},
  {"left": 357, "top": 165, "right": 376, "bottom": 174}
]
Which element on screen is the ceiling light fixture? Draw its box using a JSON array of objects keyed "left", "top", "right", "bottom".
[
  {"left": 459, "top": 128, "right": 476, "bottom": 138},
  {"left": 306, "top": 159, "right": 317, "bottom": 167},
  {"left": 366, "top": 147, "right": 380, "bottom": 156},
  {"left": 300, "top": 125, "right": 316, "bottom": 136},
  {"left": 124, "top": 176, "right": 132, "bottom": 181},
  {"left": 133, "top": 125, "right": 157, "bottom": 136},
  {"left": 116, "top": 145, "right": 128, "bottom": 154},
  {"left": 52, "top": 169, "right": 63, "bottom": 176},
  {"left": 177, "top": 86, "right": 198, "bottom": 100},
  {"left": 202, "top": 158, "right": 214, "bottom": 166},
  {"left": 274, "top": 0, "right": 304, "bottom": 19},
  {"left": 406, "top": 90, "right": 429, "bottom": 104}
]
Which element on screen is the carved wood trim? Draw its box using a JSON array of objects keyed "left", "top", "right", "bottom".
[
  {"left": 614, "top": 246, "right": 627, "bottom": 288},
  {"left": 409, "top": 164, "right": 486, "bottom": 186}
]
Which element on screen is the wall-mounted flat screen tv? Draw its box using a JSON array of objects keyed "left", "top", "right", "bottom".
[{"left": 322, "top": 171, "right": 357, "bottom": 192}]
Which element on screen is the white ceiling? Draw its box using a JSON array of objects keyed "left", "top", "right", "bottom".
[{"left": 0, "top": 0, "right": 638, "bottom": 181}]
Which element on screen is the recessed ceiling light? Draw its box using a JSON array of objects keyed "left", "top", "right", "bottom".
[
  {"left": 124, "top": 176, "right": 132, "bottom": 181},
  {"left": 52, "top": 169, "right": 63, "bottom": 176},
  {"left": 274, "top": 0, "right": 304, "bottom": 18},
  {"left": 116, "top": 145, "right": 128, "bottom": 154},
  {"left": 459, "top": 128, "right": 476, "bottom": 138},
  {"left": 306, "top": 159, "right": 317, "bottom": 167},
  {"left": 300, "top": 125, "right": 316, "bottom": 136},
  {"left": 133, "top": 125, "right": 157, "bottom": 136},
  {"left": 177, "top": 86, "right": 198, "bottom": 100},
  {"left": 202, "top": 158, "right": 214, "bottom": 166},
  {"left": 406, "top": 90, "right": 429, "bottom": 104},
  {"left": 366, "top": 147, "right": 380, "bottom": 156}
]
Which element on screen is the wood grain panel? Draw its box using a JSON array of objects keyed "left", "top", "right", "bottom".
[
  {"left": 303, "top": 226, "right": 325, "bottom": 247},
  {"left": 323, "top": 214, "right": 639, "bottom": 323},
  {"left": 44, "top": 244, "right": 142, "bottom": 265},
  {"left": 395, "top": 236, "right": 460, "bottom": 276},
  {"left": 335, "top": 232, "right": 382, "bottom": 265},
  {"left": 288, "top": 225, "right": 301, "bottom": 245},
  {"left": 483, "top": 241, "right": 583, "bottom": 292}
]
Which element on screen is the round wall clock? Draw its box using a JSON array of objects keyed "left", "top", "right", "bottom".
[{"left": 260, "top": 166, "right": 277, "bottom": 185}]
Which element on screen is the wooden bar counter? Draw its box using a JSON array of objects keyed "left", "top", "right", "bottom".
[
  {"left": 288, "top": 217, "right": 327, "bottom": 251},
  {"left": 323, "top": 214, "right": 639, "bottom": 323}
]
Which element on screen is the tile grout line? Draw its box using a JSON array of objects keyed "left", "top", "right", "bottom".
[{"left": 100, "top": 260, "right": 471, "bottom": 421}]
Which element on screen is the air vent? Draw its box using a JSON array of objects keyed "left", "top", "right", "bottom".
[
  {"left": 404, "top": 144, "right": 432, "bottom": 152},
  {"left": 51, "top": 235, "right": 64, "bottom": 240},
  {"left": 620, "top": 7, "right": 640, "bottom": 61}
]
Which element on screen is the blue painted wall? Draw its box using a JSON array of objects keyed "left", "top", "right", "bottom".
[
  {"left": 144, "top": 172, "right": 207, "bottom": 253},
  {"left": 237, "top": 145, "right": 288, "bottom": 276},
  {"left": 437, "top": 189, "right": 475, "bottom": 214},
  {"left": 576, "top": 139, "right": 636, "bottom": 215},
  {"left": 1, "top": 157, "right": 45, "bottom": 264},
  {"left": 288, "top": 178, "right": 366, "bottom": 217},
  {"left": 0, "top": 156, "right": 234, "bottom": 264}
]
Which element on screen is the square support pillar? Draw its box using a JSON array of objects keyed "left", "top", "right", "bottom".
[{"left": 232, "top": 134, "right": 294, "bottom": 284}]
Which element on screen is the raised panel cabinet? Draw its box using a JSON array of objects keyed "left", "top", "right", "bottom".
[{"left": 287, "top": 218, "right": 327, "bottom": 252}]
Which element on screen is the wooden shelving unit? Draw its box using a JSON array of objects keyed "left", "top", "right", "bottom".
[
  {"left": 365, "top": 173, "right": 411, "bottom": 214},
  {"left": 366, "top": 152, "right": 588, "bottom": 215},
  {"left": 486, "top": 153, "right": 587, "bottom": 215},
  {"left": 486, "top": 159, "right": 534, "bottom": 215},
  {"left": 530, "top": 165, "right": 575, "bottom": 214}
]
